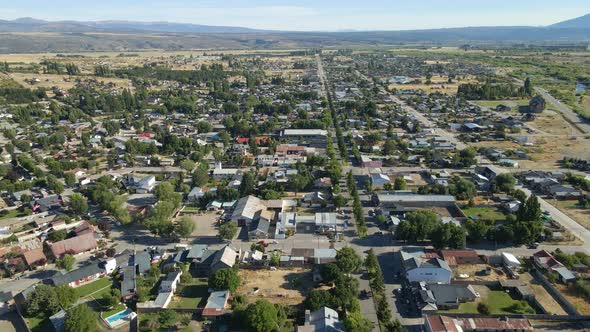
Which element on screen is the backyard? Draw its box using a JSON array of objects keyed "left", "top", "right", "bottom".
[
  {"left": 461, "top": 206, "right": 507, "bottom": 222},
  {"left": 167, "top": 278, "right": 209, "bottom": 309},
  {"left": 444, "top": 286, "right": 536, "bottom": 315},
  {"left": 237, "top": 268, "right": 315, "bottom": 306}
]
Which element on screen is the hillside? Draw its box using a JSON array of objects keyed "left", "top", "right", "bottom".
[{"left": 551, "top": 14, "right": 590, "bottom": 29}]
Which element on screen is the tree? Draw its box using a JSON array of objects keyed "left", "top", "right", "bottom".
[
  {"left": 219, "top": 222, "right": 238, "bottom": 240},
  {"left": 333, "top": 195, "right": 348, "bottom": 209},
  {"left": 517, "top": 195, "right": 542, "bottom": 222},
  {"left": 209, "top": 268, "right": 241, "bottom": 292},
  {"left": 344, "top": 311, "right": 373, "bottom": 332},
  {"left": 431, "top": 223, "right": 466, "bottom": 249},
  {"left": 395, "top": 210, "right": 438, "bottom": 242},
  {"left": 192, "top": 168, "right": 209, "bottom": 187},
  {"left": 64, "top": 173, "right": 76, "bottom": 187},
  {"left": 465, "top": 219, "right": 491, "bottom": 242},
  {"left": 336, "top": 247, "right": 362, "bottom": 274},
  {"left": 154, "top": 182, "right": 182, "bottom": 208},
  {"left": 494, "top": 173, "right": 516, "bottom": 193},
  {"left": 477, "top": 302, "right": 490, "bottom": 315},
  {"left": 176, "top": 216, "right": 195, "bottom": 239},
  {"left": 333, "top": 274, "right": 360, "bottom": 311},
  {"left": 512, "top": 189, "right": 527, "bottom": 204},
  {"left": 70, "top": 193, "right": 88, "bottom": 215},
  {"left": 65, "top": 304, "right": 95, "bottom": 332},
  {"left": 244, "top": 300, "right": 279, "bottom": 332},
  {"left": 457, "top": 147, "right": 477, "bottom": 167},
  {"left": 48, "top": 229, "right": 68, "bottom": 242},
  {"left": 179, "top": 159, "right": 195, "bottom": 172},
  {"left": 26, "top": 284, "right": 60, "bottom": 317},
  {"left": 101, "top": 288, "right": 120, "bottom": 308},
  {"left": 305, "top": 289, "right": 335, "bottom": 311},
  {"left": 57, "top": 254, "right": 76, "bottom": 271},
  {"left": 55, "top": 285, "right": 79, "bottom": 309},
  {"left": 158, "top": 310, "right": 178, "bottom": 328},
  {"left": 394, "top": 177, "right": 407, "bottom": 190},
  {"left": 239, "top": 172, "right": 256, "bottom": 196},
  {"left": 320, "top": 263, "right": 342, "bottom": 284},
  {"left": 524, "top": 77, "right": 533, "bottom": 96}
]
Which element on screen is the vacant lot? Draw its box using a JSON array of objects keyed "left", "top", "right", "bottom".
[
  {"left": 237, "top": 268, "right": 314, "bottom": 306},
  {"left": 519, "top": 273, "right": 567, "bottom": 315},
  {"left": 555, "top": 283, "right": 590, "bottom": 315},
  {"left": 549, "top": 200, "right": 590, "bottom": 231},
  {"left": 454, "top": 264, "right": 507, "bottom": 282},
  {"left": 9, "top": 73, "right": 133, "bottom": 91}
]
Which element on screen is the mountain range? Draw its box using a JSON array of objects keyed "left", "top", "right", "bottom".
[{"left": 0, "top": 15, "right": 588, "bottom": 53}]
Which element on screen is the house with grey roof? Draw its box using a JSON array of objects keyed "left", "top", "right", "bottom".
[
  {"left": 401, "top": 249, "right": 452, "bottom": 284},
  {"left": 202, "top": 290, "right": 231, "bottom": 318},
  {"left": 297, "top": 306, "right": 344, "bottom": 332}
]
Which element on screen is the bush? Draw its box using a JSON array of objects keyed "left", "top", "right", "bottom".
[{"left": 477, "top": 302, "right": 490, "bottom": 315}]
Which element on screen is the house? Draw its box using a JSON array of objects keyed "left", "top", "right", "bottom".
[
  {"left": 121, "top": 265, "right": 136, "bottom": 301},
  {"left": 314, "top": 213, "right": 337, "bottom": 234},
  {"left": 135, "top": 176, "right": 156, "bottom": 194},
  {"left": 187, "top": 187, "right": 205, "bottom": 201},
  {"left": 280, "top": 129, "right": 328, "bottom": 148},
  {"left": 360, "top": 155, "right": 383, "bottom": 168},
  {"left": 230, "top": 195, "right": 268, "bottom": 227},
  {"left": 426, "top": 284, "right": 478, "bottom": 310},
  {"left": 532, "top": 250, "right": 562, "bottom": 270},
  {"left": 202, "top": 290, "right": 231, "bottom": 318},
  {"left": 160, "top": 271, "right": 182, "bottom": 293},
  {"left": 374, "top": 193, "right": 456, "bottom": 209},
  {"left": 502, "top": 252, "right": 521, "bottom": 270},
  {"left": 135, "top": 251, "right": 152, "bottom": 276},
  {"left": 209, "top": 246, "right": 239, "bottom": 274},
  {"left": 30, "top": 195, "right": 63, "bottom": 212},
  {"left": 49, "top": 232, "right": 98, "bottom": 258},
  {"left": 249, "top": 218, "right": 271, "bottom": 240},
  {"left": 49, "top": 309, "right": 67, "bottom": 332},
  {"left": 186, "top": 244, "right": 209, "bottom": 263},
  {"left": 22, "top": 248, "right": 47, "bottom": 269},
  {"left": 45, "top": 262, "right": 107, "bottom": 287},
  {"left": 297, "top": 307, "right": 344, "bottom": 332},
  {"left": 424, "top": 315, "right": 533, "bottom": 332},
  {"left": 371, "top": 173, "right": 391, "bottom": 188},
  {"left": 402, "top": 249, "right": 452, "bottom": 284}
]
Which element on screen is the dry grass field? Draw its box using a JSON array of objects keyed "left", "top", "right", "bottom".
[
  {"left": 388, "top": 74, "right": 478, "bottom": 94},
  {"left": 237, "top": 268, "right": 315, "bottom": 306},
  {"left": 9, "top": 72, "right": 133, "bottom": 91}
]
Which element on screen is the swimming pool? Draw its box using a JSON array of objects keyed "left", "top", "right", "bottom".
[{"left": 105, "top": 308, "right": 132, "bottom": 323}]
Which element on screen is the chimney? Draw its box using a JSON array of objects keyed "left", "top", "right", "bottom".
[{"left": 304, "top": 310, "right": 311, "bottom": 324}]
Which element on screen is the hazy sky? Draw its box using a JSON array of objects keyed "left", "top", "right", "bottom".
[{"left": 1, "top": 0, "right": 589, "bottom": 31}]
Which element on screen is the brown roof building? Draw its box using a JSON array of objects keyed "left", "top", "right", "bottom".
[
  {"left": 49, "top": 233, "right": 98, "bottom": 258},
  {"left": 425, "top": 315, "right": 533, "bottom": 332},
  {"left": 22, "top": 248, "right": 47, "bottom": 268},
  {"left": 440, "top": 249, "right": 483, "bottom": 266}
]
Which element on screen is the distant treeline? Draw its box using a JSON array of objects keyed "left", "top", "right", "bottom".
[
  {"left": 115, "top": 64, "right": 227, "bottom": 85},
  {"left": 458, "top": 80, "right": 532, "bottom": 100},
  {"left": 0, "top": 87, "right": 46, "bottom": 104}
]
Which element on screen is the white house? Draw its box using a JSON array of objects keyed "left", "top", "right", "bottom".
[
  {"left": 371, "top": 173, "right": 391, "bottom": 188},
  {"left": 402, "top": 250, "right": 452, "bottom": 284},
  {"left": 502, "top": 252, "right": 521, "bottom": 270},
  {"left": 188, "top": 187, "right": 205, "bottom": 201}
]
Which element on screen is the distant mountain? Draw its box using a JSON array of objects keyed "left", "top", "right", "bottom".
[
  {"left": 551, "top": 14, "right": 590, "bottom": 29},
  {"left": 0, "top": 17, "right": 261, "bottom": 33}
]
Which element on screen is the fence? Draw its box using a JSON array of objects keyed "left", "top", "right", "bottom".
[{"left": 530, "top": 268, "right": 579, "bottom": 315}]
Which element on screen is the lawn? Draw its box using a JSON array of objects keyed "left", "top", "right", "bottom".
[
  {"left": 25, "top": 315, "right": 53, "bottom": 332},
  {"left": 445, "top": 291, "right": 535, "bottom": 314},
  {"left": 462, "top": 206, "right": 506, "bottom": 222},
  {"left": 76, "top": 277, "right": 113, "bottom": 297},
  {"left": 138, "top": 312, "right": 195, "bottom": 332},
  {"left": 101, "top": 303, "right": 126, "bottom": 318},
  {"left": 0, "top": 209, "right": 26, "bottom": 220},
  {"left": 167, "top": 278, "right": 208, "bottom": 309}
]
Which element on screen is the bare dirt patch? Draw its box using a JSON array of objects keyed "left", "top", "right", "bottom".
[
  {"left": 554, "top": 283, "right": 590, "bottom": 315},
  {"left": 237, "top": 268, "right": 315, "bottom": 306}
]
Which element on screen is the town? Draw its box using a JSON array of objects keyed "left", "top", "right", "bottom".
[{"left": 0, "top": 43, "right": 589, "bottom": 332}]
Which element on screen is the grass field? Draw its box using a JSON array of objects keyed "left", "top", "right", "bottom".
[
  {"left": 76, "top": 277, "right": 113, "bottom": 297},
  {"left": 461, "top": 206, "right": 507, "bottom": 222},
  {"left": 0, "top": 209, "right": 26, "bottom": 220},
  {"left": 101, "top": 303, "right": 126, "bottom": 318},
  {"left": 444, "top": 290, "right": 535, "bottom": 315},
  {"left": 167, "top": 278, "right": 208, "bottom": 309},
  {"left": 550, "top": 200, "right": 590, "bottom": 231},
  {"left": 138, "top": 312, "right": 196, "bottom": 332}
]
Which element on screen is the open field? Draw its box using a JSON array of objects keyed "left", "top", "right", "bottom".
[
  {"left": 472, "top": 99, "right": 529, "bottom": 110},
  {"left": 548, "top": 200, "right": 590, "bottom": 231},
  {"left": 554, "top": 283, "right": 590, "bottom": 315},
  {"left": 519, "top": 273, "right": 567, "bottom": 315},
  {"left": 9, "top": 72, "right": 133, "bottom": 91},
  {"left": 237, "top": 268, "right": 315, "bottom": 306},
  {"left": 388, "top": 75, "right": 478, "bottom": 94}
]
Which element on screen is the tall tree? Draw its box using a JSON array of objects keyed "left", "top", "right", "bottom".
[{"left": 65, "top": 304, "right": 96, "bottom": 332}]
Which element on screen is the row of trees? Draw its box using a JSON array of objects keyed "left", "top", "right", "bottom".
[
  {"left": 395, "top": 210, "right": 466, "bottom": 249},
  {"left": 348, "top": 171, "right": 368, "bottom": 237}
]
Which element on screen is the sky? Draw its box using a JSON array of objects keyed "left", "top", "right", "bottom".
[{"left": 1, "top": 0, "right": 590, "bottom": 31}]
